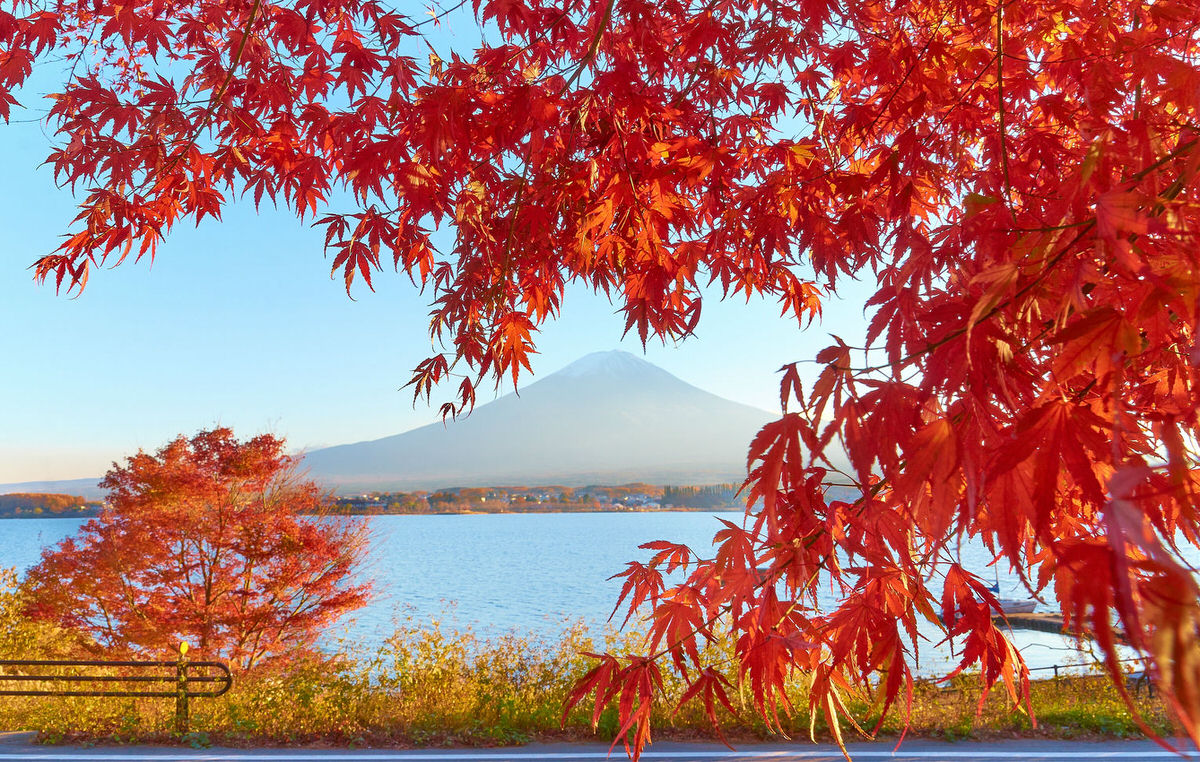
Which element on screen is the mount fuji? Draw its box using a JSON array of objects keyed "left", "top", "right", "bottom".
[
  {"left": 0, "top": 351, "right": 780, "bottom": 498},
  {"left": 301, "top": 350, "right": 776, "bottom": 492}
]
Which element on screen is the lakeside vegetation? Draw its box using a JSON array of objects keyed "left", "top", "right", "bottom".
[
  {"left": 0, "top": 627, "right": 1175, "bottom": 746},
  {"left": 0, "top": 570, "right": 1176, "bottom": 747},
  {"left": 0, "top": 494, "right": 102, "bottom": 519}
]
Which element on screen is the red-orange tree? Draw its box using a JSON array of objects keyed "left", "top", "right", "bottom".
[
  {"left": 4, "top": 0, "right": 1199, "bottom": 751},
  {"left": 23, "top": 429, "right": 370, "bottom": 670}
]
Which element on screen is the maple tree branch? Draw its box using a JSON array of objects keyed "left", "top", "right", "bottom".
[
  {"left": 833, "top": 3, "right": 953, "bottom": 148},
  {"left": 422, "top": 8, "right": 574, "bottom": 185},
  {"left": 1146, "top": 139, "right": 1200, "bottom": 215},
  {"left": 1127, "top": 135, "right": 1199, "bottom": 183},
  {"left": 155, "top": 0, "right": 264, "bottom": 189},
  {"left": 895, "top": 224, "right": 1090, "bottom": 370},
  {"left": 669, "top": 0, "right": 726, "bottom": 108},
  {"left": 995, "top": 0, "right": 1016, "bottom": 220},
  {"left": 493, "top": 127, "right": 540, "bottom": 320},
  {"left": 632, "top": 477, "right": 916, "bottom": 676},
  {"left": 562, "top": 0, "right": 615, "bottom": 92},
  {"left": 411, "top": 0, "right": 472, "bottom": 29},
  {"left": 612, "top": 120, "right": 654, "bottom": 222},
  {"left": 996, "top": 21, "right": 1200, "bottom": 65},
  {"left": 842, "top": 137, "right": 1200, "bottom": 378},
  {"left": 1131, "top": 7, "right": 1144, "bottom": 118},
  {"left": 61, "top": 14, "right": 102, "bottom": 102}
]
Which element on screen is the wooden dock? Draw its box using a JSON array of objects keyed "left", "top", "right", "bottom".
[
  {"left": 993, "top": 612, "right": 1063, "bottom": 634},
  {"left": 993, "top": 612, "right": 1128, "bottom": 645}
]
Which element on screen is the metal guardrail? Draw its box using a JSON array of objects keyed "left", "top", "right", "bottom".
[
  {"left": 926, "top": 655, "right": 1155, "bottom": 698},
  {"left": 0, "top": 643, "right": 231, "bottom": 733},
  {"left": 1026, "top": 655, "right": 1154, "bottom": 695},
  {"left": 1027, "top": 654, "right": 1146, "bottom": 678}
]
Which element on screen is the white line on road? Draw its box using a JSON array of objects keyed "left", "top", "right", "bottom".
[{"left": 0, "top": 751, "right": 1197, "bottom": 760}]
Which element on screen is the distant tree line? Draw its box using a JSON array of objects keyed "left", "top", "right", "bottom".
[
  {"left": 2, "top": 485, "right": 744, "bottom": 518},
  {"left": 330, "top": 483, "right": 741, "bottom": 515},
  {"left": 332, "top": 484, "right": 662, "bottom": 514},
  {"left": 0, "top": 493, "right": 102, "bottom": 518},
  {"left": 660, "top": 484, "right": 741, "bottom": 509}
]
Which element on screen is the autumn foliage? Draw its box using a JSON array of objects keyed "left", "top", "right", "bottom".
[
  {"left": 0, "top": 493, "right": 100, "bottom": 516},
  {"left": 4, "top": 0, "right": 1200, "bottom": 753},
  {"left": 22, "top": 429, "right": 370, "bottom": 670}
]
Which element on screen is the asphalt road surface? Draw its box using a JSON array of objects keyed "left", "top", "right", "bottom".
[{"left": 1, "top": 739, "right": 1199, "bottom": 761}]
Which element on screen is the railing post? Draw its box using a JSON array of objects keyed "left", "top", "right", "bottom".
[{"left": 175, "top": 642, "right": 189, "bottom": 735}]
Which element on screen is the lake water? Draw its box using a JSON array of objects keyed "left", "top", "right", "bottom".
[{"left": 0, "top": 512, "right": 1122, "bottom": 677}]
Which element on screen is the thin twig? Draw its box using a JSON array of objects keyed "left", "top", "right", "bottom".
[{"left": 996, "top": 0, "right": 1016, "bottom": 221}]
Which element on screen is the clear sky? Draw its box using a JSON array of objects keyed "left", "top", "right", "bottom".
[{"left": 0, "top": 89, "right": 873, "bottom": 485}]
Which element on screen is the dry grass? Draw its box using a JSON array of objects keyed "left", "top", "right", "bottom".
[{"left": 0, "top": 616, "right": 1177, "bottom": 748}]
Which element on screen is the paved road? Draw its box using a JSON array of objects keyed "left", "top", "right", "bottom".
[{"left": 1, "top": 739, "right": 1198, "bottom": 761}]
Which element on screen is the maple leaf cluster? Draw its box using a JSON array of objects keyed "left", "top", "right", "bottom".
[
  {"left": 22, "top": 429, "right": 371, "bottom": 671},
  {"left": 5, "top": 0, "right": 1200, "bottom": 752}
]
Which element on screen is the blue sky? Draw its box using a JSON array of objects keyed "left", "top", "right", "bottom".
[{"left": 0, "top": 82, "right": 873, "bottom": 486}]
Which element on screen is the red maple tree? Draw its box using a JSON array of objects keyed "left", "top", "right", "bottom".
[
  {"left": 3, "top": 0, "right": 1199, "bottom": 752},
  {"left": 22, "top": 429, "right": 371, "bottom": 670}
]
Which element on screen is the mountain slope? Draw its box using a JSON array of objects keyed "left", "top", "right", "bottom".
[
  {"left": 0, "top": 478, "right": 105, "bottom": 501},
  {"left": 301, "top": 350, "right": 775, "bottom": 492}
]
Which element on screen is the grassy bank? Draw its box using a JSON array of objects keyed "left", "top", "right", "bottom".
[{"left": 0, "top": 616, "right": 1176, "bottom": 747}]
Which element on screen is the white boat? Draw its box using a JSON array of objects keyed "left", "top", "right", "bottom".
[
  {"left": 997, "top": 598, "right": 1038, "bottom": 614},
  {"left": 986, "top": 573, "right": 1038, "bottom": 614}
]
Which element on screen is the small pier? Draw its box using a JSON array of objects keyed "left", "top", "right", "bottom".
[
  {"left": 993, "top": 612, "right": 1063, "bottom": 634},
  {"left": 993, "top": 613, "right": 1128, "bottom": 645}
]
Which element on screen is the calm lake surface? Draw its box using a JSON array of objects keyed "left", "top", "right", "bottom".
[{"left": 0, "top": 511, "right": 1121, "bottom": 676}]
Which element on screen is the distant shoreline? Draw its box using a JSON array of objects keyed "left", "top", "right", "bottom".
[
  {"left": 326, "top": 505, "right": 737, "bottom": 516},
  {"left": 0, "top": 506, "right": 742, "bottom": 519},
  {"left": 0, "top": 511, "right": 101, "bottom": 520},
  {"left": 0, "top": 484, "right": 745, "bottom": 519}
]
